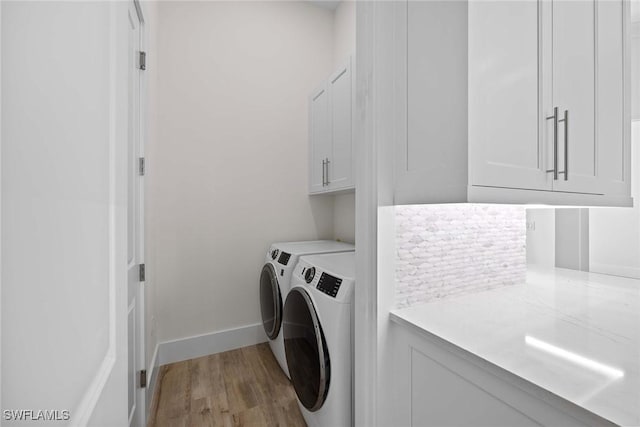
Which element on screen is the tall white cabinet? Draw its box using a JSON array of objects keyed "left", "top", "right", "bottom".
[
  {"left": 309, "top": 57, "right": 355, "bottom": 194},
  {"left": 395, "top": 0, "right": 632, "bottom": 207}
]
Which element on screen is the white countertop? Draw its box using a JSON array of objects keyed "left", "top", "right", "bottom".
[{"left": 390, "top": 267, "right": 640, "bottom": 426}]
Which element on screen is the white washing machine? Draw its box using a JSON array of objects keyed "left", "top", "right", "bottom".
[
  {"left": 283, "top": 252, "right": 355, "bottom": 427},
  {"left": 260, "top": 240, "right": 354, "bottom": 378}
]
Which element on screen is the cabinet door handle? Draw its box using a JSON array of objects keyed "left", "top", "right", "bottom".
[
  {"left": 322, "top": 159, "right": 326, "bottom": 186},
  {"left": 325, "top": 158, "right": 330, "bottom": 185},
  {"left": 546, "top": 107, "right": 559, "bottom": 180},
  {"left": 559, "top": 109, "right": 568, "bottom": 181}
]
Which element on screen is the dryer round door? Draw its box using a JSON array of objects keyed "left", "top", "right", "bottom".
[
  {"left": 283, "top": 287, "right": 330, "bottom": 412},
  {"left": 260, "top": 263, "right": 282, "bottom": 340}
]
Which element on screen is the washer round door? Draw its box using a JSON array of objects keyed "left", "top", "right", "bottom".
[
  {"left": 283, "top": 287, "right": 330, "bottom": 412},
  {"left": 260, "top": 263, "right": 281, "bottom": 340}
]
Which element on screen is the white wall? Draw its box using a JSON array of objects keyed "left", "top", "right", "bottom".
[
  {"left": 333, "top": 0, "right": 355, "bottom": 66},
  {"left": 334, "top": 193, "right": 356, "bottom": 242},
  {"left": 525, "top": 209, "right": 556, "bottom": 267},
  {"left": 588, "top": 12, "right": 640, "bottom": 279},
  {"left": 150, "top": 1, "right": 335, "bottom": 343},
  {"left": 332, "top": 0, "right": 356, "bottom": 244},
  {"left": 556, "top": 209, "right": 589, "bottom": 271},
  {"left": 589, "top": 122, "right": 640, "bottom": 278}
]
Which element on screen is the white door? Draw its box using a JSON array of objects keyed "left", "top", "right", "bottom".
[
  {"left": 127, "top": 2, "right": 146, "bottom": 426},
  {"left": 468, "top": 0, "right": 550, "bottom": 192},
  {"left": 309, "top": 83, "right": 331, "bottom": 193},
  {"left": 328, "top": 58, "right": 354, "bottom": 191},
  {"left": 551, "top": 0, "right": 600, "bottom": 194},
  {"left": 2, "top": 2, "right": 130, "bottom": 425}
]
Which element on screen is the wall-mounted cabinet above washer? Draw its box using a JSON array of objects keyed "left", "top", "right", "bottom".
[
  {"left": 309, "top": 56, "right": 355, "bottom": 195},
  {"left": 393, "top": 0, "right": 632, "bottom": 207}
]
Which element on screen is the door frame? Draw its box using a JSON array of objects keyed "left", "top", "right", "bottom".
[
  {"left": 127, "top": 1, "right": 147, "bottom": 426},
  {"left": 0, "top": 2, "right": 3, "bottom": 413}
]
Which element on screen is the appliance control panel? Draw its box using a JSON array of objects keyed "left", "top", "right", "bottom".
[
  {"left": 316, "top": 272, "right": 342, "bottom": 298},
  {"left": 278, "top": 252, "right": 291, "bottom": 266}
]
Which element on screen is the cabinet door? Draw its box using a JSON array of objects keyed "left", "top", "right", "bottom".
[
  {"left": 593, "top": 0, "right": 630, "bottom": 197},
  {"left": 309, "top": 83, "right": 331, "bottom": 194},
  {"left": 397, "top": 0, "right": 469, "bottom": 204},
  {"left": 469, "top": 1, "right": 550, "bottom": 192},
  {"left": 411, "top": 349, "right": 540, "bottom": 427},
  {"left": 551, "top": 0, "right": 600, "bottom": 194},
  {"left": 552, "top": 0, "right": 630, "bottom": 197},
  {"left": 328, "top": 58, "right": 354, "bottom": 191}
]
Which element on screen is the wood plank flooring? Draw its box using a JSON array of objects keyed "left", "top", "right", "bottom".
[{"left": 148, "top": 343, "right": 306, "bottom": 427}]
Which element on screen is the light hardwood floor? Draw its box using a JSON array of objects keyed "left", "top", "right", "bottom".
[{"left": 148, "top": 343, "right": 307, "bottom": 427}]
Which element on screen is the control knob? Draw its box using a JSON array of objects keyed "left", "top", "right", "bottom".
[
  {"left": 304, "top": 267, "right": 316, "bottom": 283},
  {"left": 271, "top": 249, "right": 279, "bottom": 260}
]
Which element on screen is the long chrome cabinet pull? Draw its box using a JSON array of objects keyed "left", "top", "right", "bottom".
[
  {"left": 546, "top": 107, "right": 559, "bottom": 180},
  {"left": 559, "top": 110, "right": 568, "bottom": 181},
  {"left": 325, "top": 158, "right": 330, "bottom": 185},
  {"left": 322, "top": 159, "right": 326, "bottom": 186}
]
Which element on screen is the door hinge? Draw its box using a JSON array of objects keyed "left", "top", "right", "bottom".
[
  {"left": 139, "top": 157, "right": 145, "bottom": 176},
  {"left": 139, "top": 370, "right": 147, "bottom": 388},
  {"left": 139, "top": 264, "right": 146, "bottom": 282},
  {"left": 139, "top": 51, "right": 146, "bottom": 71}
]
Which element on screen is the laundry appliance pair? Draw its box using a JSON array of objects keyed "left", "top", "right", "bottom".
[{"left": 259, "top": 241, "right": 356, "bottom": 427}]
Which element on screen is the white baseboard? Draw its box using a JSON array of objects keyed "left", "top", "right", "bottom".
[
  {"left": 590, "top": 262, "right": 640, "bottom": 279},
  {"left": 158, "top": 323, "right": 267, "bottom": 366},
  {"left": 145, "top": 343, "right": 160, "bottom": 421}
]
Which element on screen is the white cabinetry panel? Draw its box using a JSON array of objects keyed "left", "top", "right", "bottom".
[
  {"left": 551, "top": 0, "right": 598, "bottom": 193},
  {"left": 469, "top": 0, "right": 547, "bottom": 191},
  {"left": 407, "top": 1, "right": 467, "bottom": 175},
  {"left": 309, "top": 83, "right": 331, "bottom": 194},
  {"left": 396, "top": 1, "right": 468, "bottom": 204},
  {"left": 394, "top": 0, "right": 631, "bottom": 206},
  {"left": 308, "top": 57, "right": 355, "bottom": 195},
  {"left": 328, "top": 59, "right": 354, "bottom": 191},
  {"left": 595, "top": 0, "right": 629, "bottom": 196},
  {"left": 387, "top": 321, "right": 616, "bottom": 427},
  {"left": 411, "top": 348, "right": 539, "bottom": 427}
]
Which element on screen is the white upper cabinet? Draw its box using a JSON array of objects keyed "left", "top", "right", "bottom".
[
  {"left": 309, "top": 57, "right": 355, "bottom": 194},
  {"left": 396, "top": 0, "right": 632, "bottom": 207},
  {"left": 328, "top": 60, "right": 354, "bottom": 191},
  {"left": 309, "top": 83, "right": 331, "bottom": 194},
  {"left": 468, "top": 0, "right": 548, "bottom": 192},
  {"left": 397, "top": 0, "right": 469, "bottom": 203},
  {"left": 592, "top": 0, "right": 629, "bottom": 197}
]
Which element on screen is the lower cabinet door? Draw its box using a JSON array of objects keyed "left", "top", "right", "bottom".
[
  {"left": 388, "top": 323, "right": 613, "bottom": 427},
  {"left": 411, "top": 348, "right": 539, "bottom": 427}
]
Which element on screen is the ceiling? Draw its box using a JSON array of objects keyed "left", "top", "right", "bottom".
[{"left": 307, "top": 0, "right": 342, "bottom": 11}]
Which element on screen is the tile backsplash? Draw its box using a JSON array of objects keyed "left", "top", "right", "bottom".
[{"left": 395, "top": 204, "right": 526, "bottom": 308}]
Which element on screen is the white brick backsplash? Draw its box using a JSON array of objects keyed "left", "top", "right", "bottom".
[{"left": 395, "top": 204, "right": 526, "bottom": 308}]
